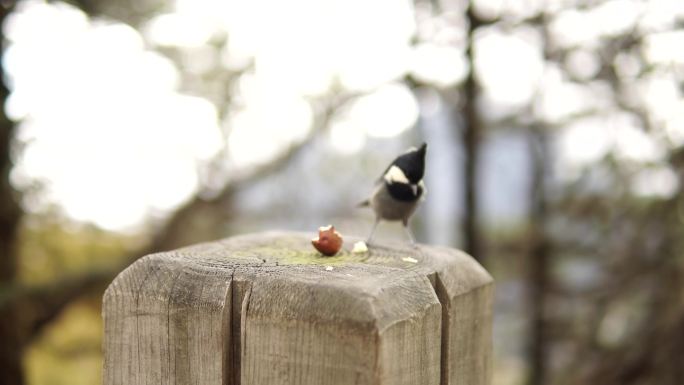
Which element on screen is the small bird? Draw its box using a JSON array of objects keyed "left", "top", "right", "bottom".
[{"left": 359, "top": 143, "right": 427, "bottom": 245}]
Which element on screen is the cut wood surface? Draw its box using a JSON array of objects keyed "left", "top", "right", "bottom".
[{"left": 103, "top": 231, "right": 494, "bottom": 385}]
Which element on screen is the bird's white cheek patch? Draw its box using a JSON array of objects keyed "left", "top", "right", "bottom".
[{"left": 384, "top": 165, "right": 410, "bottom": 184}]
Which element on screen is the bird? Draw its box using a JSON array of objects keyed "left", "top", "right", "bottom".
[{"left": 359, "top": 143, "right": 427, "bottom": 245}]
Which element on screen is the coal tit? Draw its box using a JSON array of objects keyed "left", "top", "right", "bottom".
[{"left": 359, "top": 143, "right": 427, "bottom": 244}]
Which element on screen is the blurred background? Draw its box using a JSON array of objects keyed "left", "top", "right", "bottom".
[{"left": 1, "top": 0, "right": 683, "bottom": 384}]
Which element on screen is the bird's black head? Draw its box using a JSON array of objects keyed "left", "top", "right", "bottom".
[{"left": 392, "top": 143, "right": 427, "bottom": 183}]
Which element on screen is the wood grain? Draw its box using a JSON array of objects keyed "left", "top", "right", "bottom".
[{"left": 103, "top": 231, "right": 493, "bottom": 385}]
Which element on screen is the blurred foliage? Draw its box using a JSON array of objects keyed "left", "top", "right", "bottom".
[
  {"left": 25, "top": 300, "right": 102, "bottom": 385},
  {"left": 543, "top": 160, "right": 684, "bottom": 384},
  {"left": 17, "top": 211, "right": 141, "bottom": 285},
  {"left": 14, "top": 213, "right": 133, "bottom": 385}
]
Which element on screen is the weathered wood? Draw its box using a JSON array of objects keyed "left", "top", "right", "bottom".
[{"left": 103, "top": 231, "right": 493, "bottom": 385}]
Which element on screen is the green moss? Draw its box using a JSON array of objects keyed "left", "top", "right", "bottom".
[
  {"left": 242, "top": 246, "right": 361, "bottom": 265},
  {"left": 234, "top": 244, "right": 399, "bottom": 267}
]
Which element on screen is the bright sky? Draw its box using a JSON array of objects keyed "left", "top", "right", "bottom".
[{"left": 5, "top": 0, "right": 684, "bottom": 230}]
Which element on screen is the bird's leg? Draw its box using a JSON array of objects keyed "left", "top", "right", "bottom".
[
  {"left": 366, "top": 218, "right": 380, "bottom": 244},
  {"left": 402, "top": 219, "right": 417, "bottom": 246}
]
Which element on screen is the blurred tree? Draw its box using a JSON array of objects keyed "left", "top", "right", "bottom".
[
  {"left": 462, "top": 3, "right": 484, "bottom": 264},
  {"left": 526, "top": 122, "right": 551, "bottom": 385},
  {"left": 534, "top": 4, "right": 684, "bottom": 384},
  {"left": 0, "top": 1, "right": 353, "bottom": 383},
  {"left": 507, "top": 2, "right": 683, "bottom": 385},
  {"left": 0, "top": 3, "right": 26, "bottom": 383},
  {"left": 412, "top": 1, "right": 684, "bottom": 384}
]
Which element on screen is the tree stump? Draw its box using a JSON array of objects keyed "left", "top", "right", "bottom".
[{"left": 103, "top": 231, "right": 493, "bottom": 385}]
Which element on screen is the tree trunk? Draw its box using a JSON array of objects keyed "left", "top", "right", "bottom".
[
  {"left": 0, "top": 2, "right": 25, "bottom": 383},
  {"left": 462, "top": 4, "right": 483, "bottom": 265},
  {"left": 526, "top": 126, "right": 550, "bottom": 385},
  {"left": 0, "top": 3, "right": 20, "bottom": 288}
]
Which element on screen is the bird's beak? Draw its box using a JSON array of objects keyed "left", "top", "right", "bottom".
[{"left": 411, "top": 184, "right": 418, "bottom": 195}]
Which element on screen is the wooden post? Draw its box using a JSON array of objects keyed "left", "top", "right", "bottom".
[{"left": 103, "top": 231, "right": 493, "bottom": 385}]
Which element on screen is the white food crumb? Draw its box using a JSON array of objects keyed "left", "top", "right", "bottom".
[
  {"left": 352, "top": 241, "right": 369, "bottom": 253},
  {"left": 325, "top": 266, "right": 334, "bottom": 271},
  {"left": 402, "top": 256, "right": 418, "bottom": 263}
]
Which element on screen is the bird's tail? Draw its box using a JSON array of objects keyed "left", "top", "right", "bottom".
[{"left": 357, "top": 199, "right": 370, "bottom": 208}]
